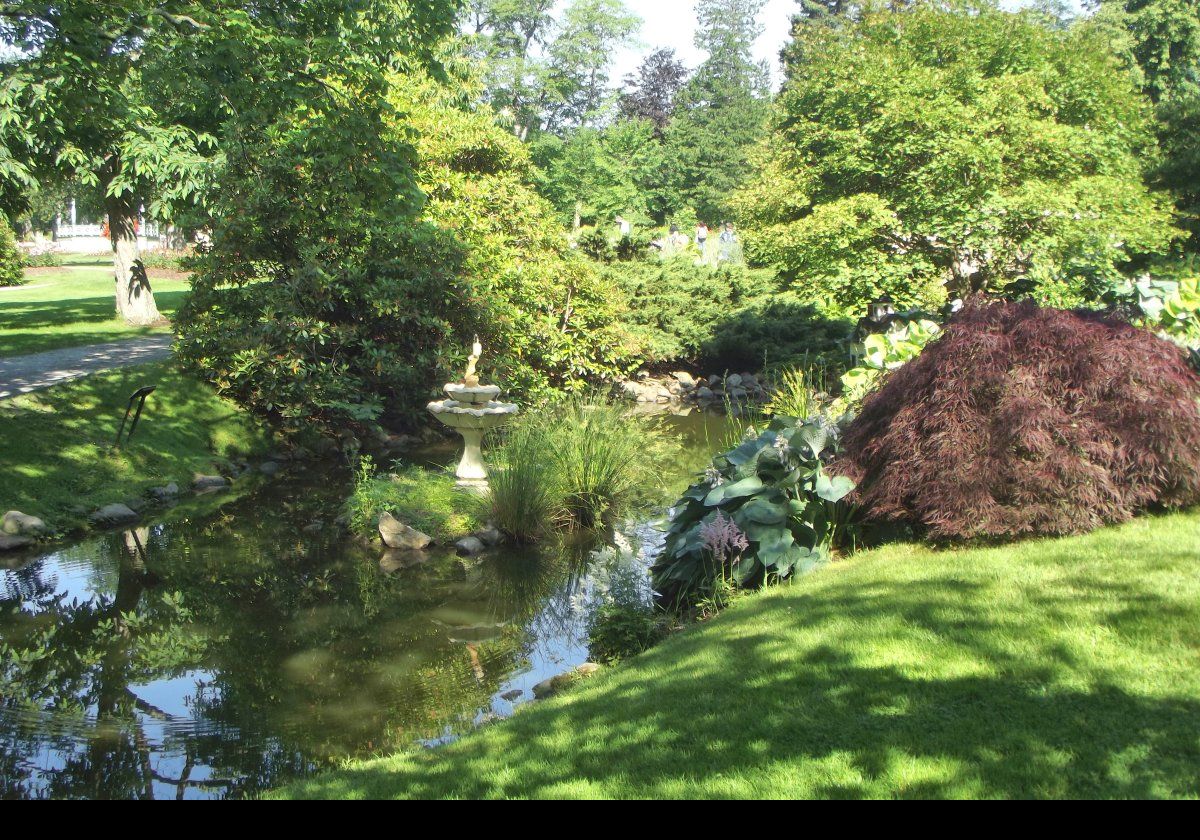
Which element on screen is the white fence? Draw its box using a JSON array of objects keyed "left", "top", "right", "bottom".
[{"left": 55, "top": 221, "right": 162, "bottom": 240}]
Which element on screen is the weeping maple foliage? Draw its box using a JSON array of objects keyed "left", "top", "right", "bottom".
[{"left": 834, "top": 299, "right": 1200, "bottom": 540}]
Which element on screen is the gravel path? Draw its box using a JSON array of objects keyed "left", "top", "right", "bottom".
[{"left": 0, "top": 335, "right": 173, "bottom": 399}]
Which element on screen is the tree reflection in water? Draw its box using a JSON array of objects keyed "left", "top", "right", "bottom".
[{"left": 0, "top": 468, "right": 656, "bottom": 799}]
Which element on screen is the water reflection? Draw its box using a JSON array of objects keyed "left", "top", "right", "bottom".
[
  {"left": 0, "top": 468, "right": 668, "bottom": 799},
  {"left": 1, "top": 409, "right": 731, "bottom": 799}
]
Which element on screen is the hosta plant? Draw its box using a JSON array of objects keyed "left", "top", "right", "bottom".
[
  {"left": 652, "top": 416, "right": 854, "bottom": 606},
  {"left": 832, "top": 318, "right": 941, "bottom": 417},
  {"left": 1117, "top": 275, "right": 1200, "bottom": 368}
]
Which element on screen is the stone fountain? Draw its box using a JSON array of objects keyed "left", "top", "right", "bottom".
[{"left": 427, "top": 337, "right": 517, "bottom": 489}]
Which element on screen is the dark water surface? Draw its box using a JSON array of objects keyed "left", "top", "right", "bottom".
[{"left": 0, "top": 409, "right": 735, "bottom": 799}]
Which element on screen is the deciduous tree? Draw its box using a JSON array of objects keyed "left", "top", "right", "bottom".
[{"left": 736, "top": 6, "right": 1179, "bottom": 314}]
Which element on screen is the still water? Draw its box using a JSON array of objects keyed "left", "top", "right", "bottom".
[{"left": 0, "top": 410, "right": 732, "bottom": 799}]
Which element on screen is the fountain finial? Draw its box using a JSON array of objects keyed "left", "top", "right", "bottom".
[{"left": 463, "top": 334, "right": 482, "bottom": 387}]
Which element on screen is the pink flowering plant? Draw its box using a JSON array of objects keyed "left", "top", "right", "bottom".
[{"left": 653, "top": 415, "right": 855, "bottom": 605}]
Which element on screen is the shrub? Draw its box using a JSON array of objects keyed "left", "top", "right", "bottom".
[
  {"left": 402, "top": 75, "right": 637, "bottom": 404},
  {"left": 346, "top": 458, "right": 483, "bottom": 543},
  {"left": 0, "top": 222, "right": 24, "bottom": 286},
  {"left": 177, "top": 65, "right": 636, "bottom": 441},
  {"left": 587, "top": 604, "right": 668, "bottom": 664},
  {"left": 605, "top": 256, "right": 773, "bottom": 364},
  {"left": 653, "top": 415, "right": 855, "bottom": 606},
  {"left": 139, "top": 249, "right": 191, "bottom": 272},
  {"left": 20, "top": 245, "right": 61, "bottom": 268},
  {"left": 834, "top": 299, "right": 1200, "bottom": 541},
  {"left": 576, "top": 226, "right": 614, "bottom": 262},
  {"left": 698, "top": 294, "right": 855, "bottom": 372}
]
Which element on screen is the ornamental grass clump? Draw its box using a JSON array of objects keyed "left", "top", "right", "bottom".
[
  {"left": 487, "top": 396, "right": 676, "bottom": 540},
  {"left": 834, "top": 299, "right": 1200, "bottom": 541},
  {"left": 487, "top": 417, "right": 564, "bottom": 543}
]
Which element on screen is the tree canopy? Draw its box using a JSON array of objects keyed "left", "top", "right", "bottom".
[
  {"left": 666, "top": 0, "right": 771, "bottom": 224},
  {"left": 735, "top": 5, "right": 1180, "bottom": 315}
]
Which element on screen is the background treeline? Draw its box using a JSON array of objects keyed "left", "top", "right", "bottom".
[{"left": 2, "top": 0, "right": 1198, "bottom": 441}]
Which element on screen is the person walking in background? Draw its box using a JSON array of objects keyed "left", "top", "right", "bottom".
[
  {"left": 668, "top": 224, "right": 689, "bottom": 253},
  {"left": 695, "top": 221, "right": 708, "bottom": 251},
  {"left": 718, "top": 221, "right": 738, "bottom": 262},
  {"left": 615, "top": 215, "right": 631, "bottom": 239}
]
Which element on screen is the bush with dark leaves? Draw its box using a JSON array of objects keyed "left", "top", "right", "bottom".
[{"left": 834, "top": 299, "right": 1200, "bottom": 540}]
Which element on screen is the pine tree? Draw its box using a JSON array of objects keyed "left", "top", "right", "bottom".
[{"left": 666, "top": 0, "right": 771, "bottom": 223}]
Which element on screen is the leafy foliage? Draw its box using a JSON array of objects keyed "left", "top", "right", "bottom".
[
  {"left": 737, "top": 7, "right": 1180, "bottom": 315},
  {"left": 1115, "top": 273, "right": 1200, "bottom": 366},
  {"left": 605, "top": 256, "right": 774, "bottom": 363},
  {"left": 665, "top": 0, "right": 771, "bottom": 223},
  {"left": 0, "top": 220, "right": 24, "bottom": 286},
  {"left": 399, "top": 69, "right": 638, "bottom": 404},
  {"left": 832, "top": 318, "right": 941, "bottom": 416},
  {"left": 587, "top": 603, "right": 668, "bottom": 664},
  {"left": 1155, "top": 93, "right": 1200, "bottom": 246},
  {"left": 697, "top": 293, "right": 855, "bottom": 372},
  {"left": 533, "top": 119, "right": 670, "bottom": 227},
  {"left": 653, "top": 415, "right": 854, "bottom": 605},
  {"left": 178, "top": 43, "right": 636, "bottom": 439},
  {"left": 618, "top": 48, "right": 690, "bottom": 134},
  {"left": 468, "top": 0, "right": 640, "bottom": 138},
  {"left": 1094, "top": 0, "right": 1200, "bottom": 248},
  {"left": 834, "top": 299, "right": 1200, "bottom": 540}
]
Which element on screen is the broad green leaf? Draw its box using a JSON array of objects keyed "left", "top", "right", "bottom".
[
  {"left": 705, "top": 475, "right": 764, "bottom": 506},
  {"left": 814, "top": 474, "right": 855, "bottom": 503}
]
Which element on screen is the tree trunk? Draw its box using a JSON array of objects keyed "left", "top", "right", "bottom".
[{"left": 105, "top": 189, "right": 160, "bottom": 326}]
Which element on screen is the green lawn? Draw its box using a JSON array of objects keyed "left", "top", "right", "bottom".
[
  {"left": 0, "top": 361, "right": 268, "bottom": 533},
  {"left": 274, "top": 510, "right": 1200, "bottom": 799},
  {"left": 0, "top": 264, "right": 190, "bottom": 357}
]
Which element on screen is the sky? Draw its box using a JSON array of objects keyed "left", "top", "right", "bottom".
[
  {"left": 609, "top": 0, "right": 797, "bottom": 87},
  {"left": 605, "top": 0, "right": 1087, "bottom": 90}
]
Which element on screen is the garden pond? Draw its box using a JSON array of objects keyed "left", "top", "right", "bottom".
[{"left": 0, "top": 409, "right": 736, "bottom": 799}]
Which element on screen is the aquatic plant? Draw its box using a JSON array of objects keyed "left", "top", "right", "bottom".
[
  {"left": 486, "top": 420, "right": 564, "bottom": 543},
  {"left": 487, "top": 396, "right": 677, "bottom": 539},
  {"left": 346, "top": 456, "right": 483, "bottom": 542}
]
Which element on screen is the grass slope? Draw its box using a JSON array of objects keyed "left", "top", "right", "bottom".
[
  {"left": 0, "top": 265, "right": 189, "bottom": 357},
  {"left": 274, "top": 511, "right": 1200, "bottom": 799},
  {"left": 0, "top": 361, "right": 268, "bottom": 532}
]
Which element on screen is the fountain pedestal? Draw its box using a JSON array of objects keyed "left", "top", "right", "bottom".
[{"left": 427, "top": 383, "right": 517, "bottom": 490}]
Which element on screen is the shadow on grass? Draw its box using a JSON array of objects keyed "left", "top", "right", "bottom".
[
  {"left": 0, "top": 360, "right": 267, "bottom": 526},
  {"left": 286, "top": 527, "right": 1200, "bottom": 799},
  {"left": 1, "top": 290, "right": 189, "bottom": 331},
  {"left": 0, "top": 291, "right": 188, "bottom": 357}
]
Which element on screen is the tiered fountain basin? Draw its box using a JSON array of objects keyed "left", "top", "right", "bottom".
[{"left": 427, "top": 384, "right": 518, "bottom": 488}]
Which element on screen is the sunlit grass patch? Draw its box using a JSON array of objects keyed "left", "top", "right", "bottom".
[
  {"left": 0, "top": 361, "right": 268, "bottom": 531},
  {"left": 271, "top": 510, "right": 1200, "bottom": 800}
]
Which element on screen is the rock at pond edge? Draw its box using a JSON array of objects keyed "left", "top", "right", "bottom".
[{"left": 379, "top": 512, "right": 433, "bottom": 550}]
